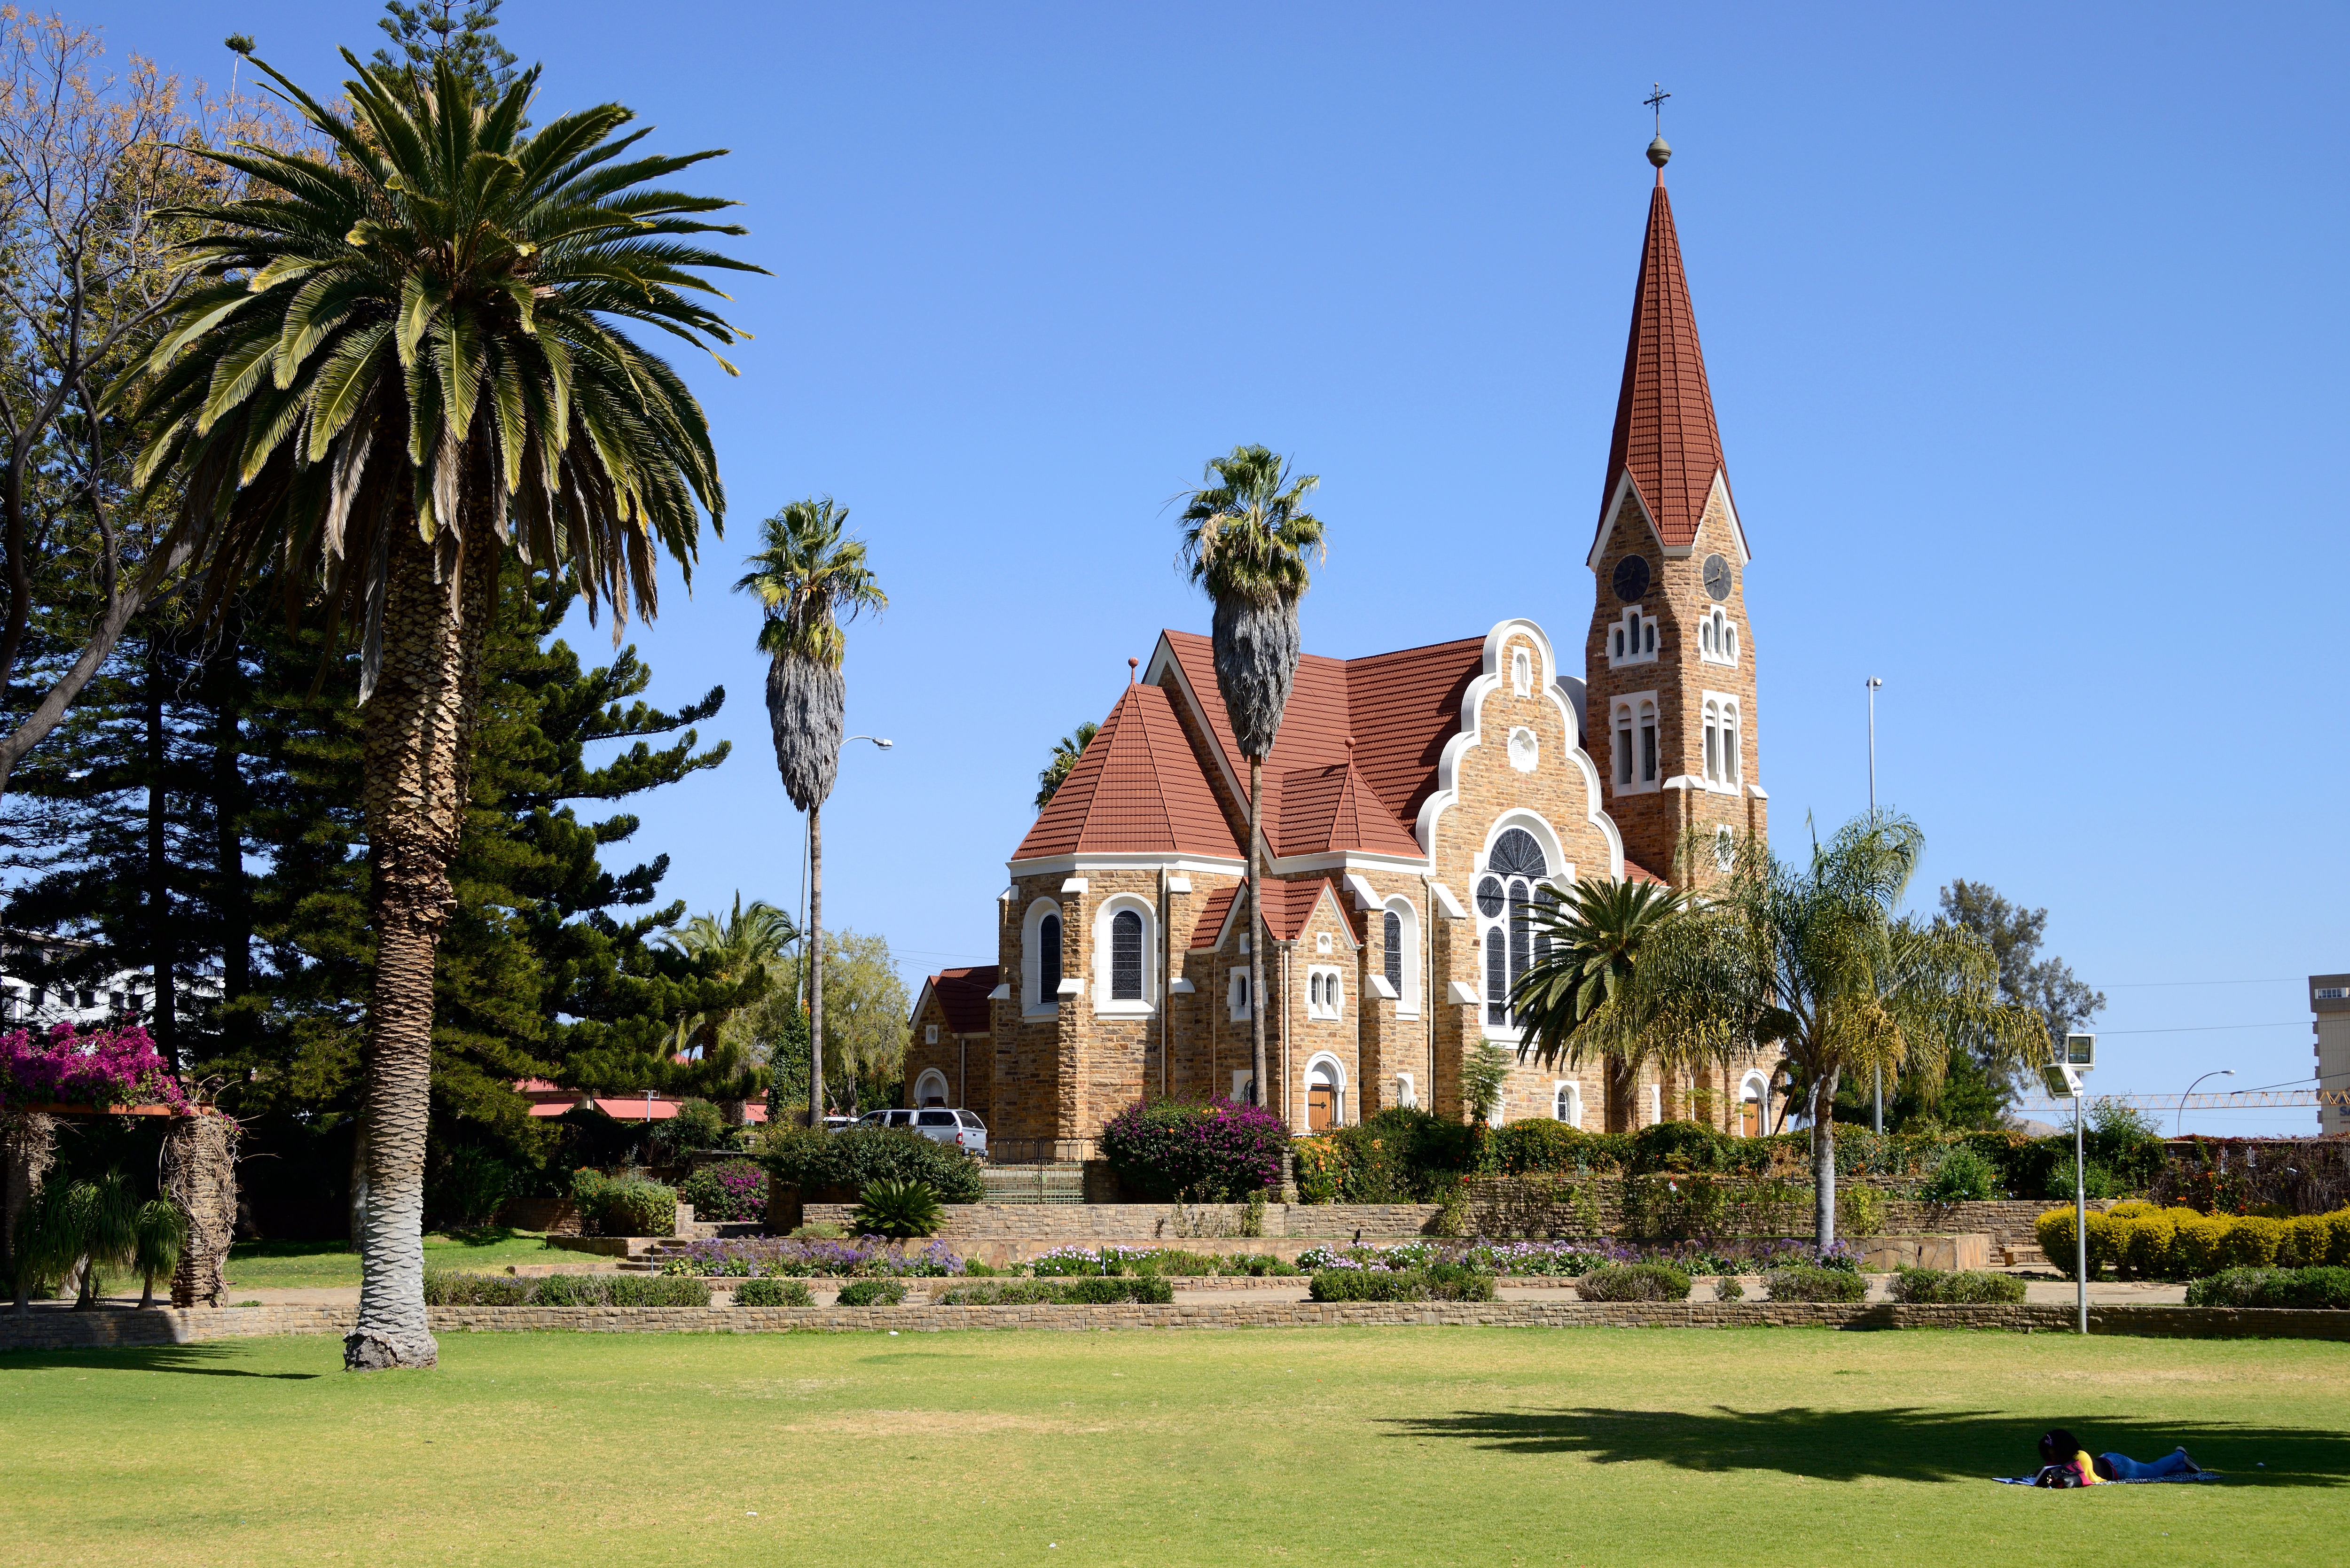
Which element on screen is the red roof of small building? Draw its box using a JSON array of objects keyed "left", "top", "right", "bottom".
[
  {"left": 1260, "top": 876, "right": 1351, "bottom": 943},
  {"left": 1189, "top": 882, "right": 1243, "bottom": 950},
  {"left": 1012, "top": 681, "right": 1242, "bottom": 862},
  {"left": 1598, "top": 177, "right": 1730, "bottom": 552},
  {"left": 918, "top": 966, "right": 1000, "bottom": 1035}
]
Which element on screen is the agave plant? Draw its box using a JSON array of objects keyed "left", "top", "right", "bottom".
[
  {"left": 131, "top": 52, "right": 755, "bottom": 1369},
  {"left": 1177, "top": 446, "right": 1325, "bottom": 1117},
  {"left": 852, "top": 1177, "right": 944, "bottom": 1240}
]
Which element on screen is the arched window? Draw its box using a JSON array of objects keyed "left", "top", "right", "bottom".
[
  {"left": 1306, "top": 967, "right": 1343, "bottom": 1021},
  {"left": 1039, "top": 912, "right": 1062, "bottom": 1007},
  {"left": 1608, "top": 607, "right": 1657, "bottom": 668},
  {"left": 1383, "top": 910, "right": 1403, "bottom": 993},
  {"left": 1553, "top": 1081, "right": 1582, "bottom": 1127},
  {"left": 1110, "top": 909, "right": 1143, "bottom": 999},
  {"left": 1702, "top": 694, "right": 1741, "bottom": 789},
  {"left": 1699, "top": 607, "right": 1739, "bottom": 667},
  {"left": 1479, "top": 829, "right": 1549, "bottom": 1029},
  {"left": 1484, "top": 926, "right": 1507, "bottom": 1026}
]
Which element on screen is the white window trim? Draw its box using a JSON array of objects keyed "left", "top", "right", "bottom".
[
  {"left": 1739, "top": 1070, "right": 1771, "bottom": 1134},
  {"left": 1381, "top": 896, "right": 1421, "bottom": 1018},
  {"left": 1230, "top": 1069, "right": 1257, "bottom": 1104},
  {"left": 1227, "top": 969, "right": 1253, "bottom": 1022},
  {"left": 1700, "top": 688, "right": 1743, "bottom": 794},
  {"left": 1609, "top": 689, "right": 1661, "bottom": 796},
  {"left": 913, "top": 1069, "right": 950, "bottom": 1107},
  {"left": 1395, "top": 1072, "right": 1418, "bottom": 1109},
  {"left": 1472, "top": 823, "right": 1557, "bottom": 1043},
  {"left": 1606, "top": 604, "right": 1659, "bottom": 669},
  {"left": 924, "top": 1024, "right": 939, "bottom": 1045},
  {"left": 1552, "top": 1079, "right": 1583, "bottom": 1129},
  {"left": 1509, "top": 646, "right": 1534, "bottom": 695},
  {"left": 1091, "top": 893, "right": 1157, "bottom": 1015},
  {"left": 1643, "top": 1084, "right": 1662, "bottom": 1126},
  {"left": 1698, "top": 605, "right": 1740, "bottom": 668},
  {"left": 1020, "top": 897, "right": 1065, "bottom": 1018},
  {"left": 1305, "top": 964, "right": 1344, "bottom": 1021}
]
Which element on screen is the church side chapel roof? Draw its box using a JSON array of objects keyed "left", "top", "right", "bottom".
[
  {"left": 1012, "top": 681, "right": 1242, "bottom": 862},
  {"left": 1260, "top": 876, "right": 1354, "bottom": 943},
  {"left": 916, "top": 966, "right": 1000, "bottom": 1034},
  {"left": 1188, "top": 882, "right": 1242, "bottom": 950},
  {"left": 1158, "top": 631, "right": 1482, "bottom": 857},
  {"left": 1598, "top": 176, "right": 1730, "bottom": 552}
]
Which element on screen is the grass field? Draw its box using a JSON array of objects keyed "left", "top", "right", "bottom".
[
  {"left": 223, "top": 1231, "right": 561, "bottom": 1289},
  {"left": 3, "top": 1326, "right": 2344, "bottom": 1566}
]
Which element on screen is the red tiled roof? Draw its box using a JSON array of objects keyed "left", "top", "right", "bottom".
[
  {"left": 1621, "top": 855, "right": 1665, "bottom": 885},
  {"left": 921, "top": 966, "right": 1000, "bottom": 1035},
  {"left": 1159, "top": 630, "right": 1476, "bottom": 854},
  {"left": 1189, "top": 882, "right": 1242, "bottom": 949},
  {"left": 1012, "top": 682, "right": 1242, "bottom": 862},
  {"left": 1598, "top": 178, "right": 1728, "bottom": 552},
  {"left": 1261, "top": 876, "right": 1350, "bottom": 942}
]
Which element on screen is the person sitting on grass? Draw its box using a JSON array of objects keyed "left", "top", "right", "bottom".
[{"left": 2036, "top": 1428, "right": 2202, "bottom": 1485}]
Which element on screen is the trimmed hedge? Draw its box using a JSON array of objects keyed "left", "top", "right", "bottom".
[
  {"left": 835, "top": 1278, "right": 908, "bottom": 1306},
  {"left": 2184, "top": 1266, "right": 2350, "bottom": 1310},
  {"left": 422, "top": 1271, "right": 711, "bottom": 1307},
  {"left": 936, "top": 1277, "right": 1175, "bottom": 1306},
  {"left": 1574, "top": 1263, "right": 1693, "bottom": 1303},
  {"left": 2037, "top": 1203, "right": 2350, "bottom": 1281},
  {"left": 755, "top": 1126, "right": 985, "bottom": 1203},
  {"left": 570, "top": 1171, "right": 677, "bottom": 1237},
  {"left": 1308, "top": 1265, "right": 1497, "bottom": 1303},
  {"left": 1762, "top": 1266, "right": 1867, "bottom": 1303},
  {"left": 1889, "top": 1266, "right": 2027, "bottom": 1304},
  {"left": 731, "top": 1277, "right": 814, "bottom": 1307}
]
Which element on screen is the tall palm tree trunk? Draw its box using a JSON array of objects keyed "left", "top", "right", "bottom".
[
  {"left": 1811, "top": 1066, "right": 1840, "bottom": 1251},
  {"left": 807, "top": 804, "right": 824, "bottom": 1126},
  {"left": 1248, "top": 757, "right": 1267, "bottom": 1121},
  {"left": 345, "top": 516, "right": 499, "bottom": 1373}
]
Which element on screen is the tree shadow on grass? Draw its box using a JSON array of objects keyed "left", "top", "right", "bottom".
[
  {"left": 0, "top": 1342, "right": 321, "bottom": 1379},
  {"left": 1384, "top": 1406, "right": 2350, "bottom": 1487}
]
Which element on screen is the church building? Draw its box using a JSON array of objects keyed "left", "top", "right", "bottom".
[{"left": 906, "top": 142, "right": 1778, "bottom": 1160}]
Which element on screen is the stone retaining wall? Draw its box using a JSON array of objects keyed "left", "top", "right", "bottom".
[
  {"left": 9, "top": 1299, "right": 2348, "bottom": 1353},
  {"left": 802, "top": 1201, "right": 1442, "bottom": 1245}
]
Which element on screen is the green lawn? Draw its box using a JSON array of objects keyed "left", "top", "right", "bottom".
[
  {"left": 3, "top": 1326, "right": 2344, "bottom": 1566},
  {"left": 224, "top": 1229, "right": 562, "bottom": 1288}
]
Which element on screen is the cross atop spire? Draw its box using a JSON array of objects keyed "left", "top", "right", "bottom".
[{"left": 1644, "top": 84, "right": 1673, "bottom": 177}]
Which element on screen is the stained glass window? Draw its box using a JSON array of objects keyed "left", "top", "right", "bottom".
[
  {"left": 1110, "top": 909, "right": 1143, "bottom": 1000},
  {"left": 1485, "top": 928, "right": 1507, "bottom": 1025},
  {"left": 1489, "top": 828, "right": 1547, "bottom": 879},
  {"left": 1476, "top": 876, "right": 1504, "bottom": 917},
  {"left": 1383, "top": 910, "right": 1403, "bottom": 993}
]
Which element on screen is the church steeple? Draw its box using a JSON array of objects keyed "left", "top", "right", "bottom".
[
  {"left": 1595, "top": 166, "right": 1729, "bottom": 554},
  {"left": 1583, "top": 132, "right": 1764, "bottom": 885}
]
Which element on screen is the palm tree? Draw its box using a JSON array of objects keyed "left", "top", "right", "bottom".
[
  {"left": 132, "top": 54, "right": 755, "bottom": 1369},
  {"left": 662, "top": 893, "right": 799, "bottom": 1122},
  {"left": 1178, "top": 445, "right": 1325, "bottom": 1122},
  {"left": 1034, "top": 720, "right": 1097, "bottom": 810},
  {"left": 1614, "top": 815, "right": 2048, "bottom": 1249},
  {"left": 735, "top": 497, "right": 885, "bottom": 1127},
  {"left": 1510, "top": 877, "right": 1691, "bottom": 1131}
]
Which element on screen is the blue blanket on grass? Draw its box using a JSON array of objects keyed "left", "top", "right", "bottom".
[{"left": 1996, "top": 1472, "right": 2225, "bottom": 1486}]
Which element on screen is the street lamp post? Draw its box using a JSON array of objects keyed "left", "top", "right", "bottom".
[
  {"left": 2177, "top": 1069, "right": 2235, "bottom": 1138},
  {"left": 1867, "top": 677, "right": 1884, "bottom": 1135},
  {"left": 803, "top": 736, "right": 892, "bottom": 1126}
]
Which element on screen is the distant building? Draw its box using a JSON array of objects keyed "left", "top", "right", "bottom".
[
  {"left": 2313, "top": 975, "right": 2350, "bottom": 1135},
  {"left": 0, "top": 929, "right": 212, "bottom": 1032}
]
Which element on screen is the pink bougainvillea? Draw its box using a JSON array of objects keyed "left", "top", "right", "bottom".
[{"left": 0, "top": 1022, "right": 184, "bottom": 1109}]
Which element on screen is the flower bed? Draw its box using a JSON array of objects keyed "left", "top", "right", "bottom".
[
  {"left": 0, "top": 1022, "right": 182, "bottom": 1110},
  {"left": 1027, "top": 1245, "right": 1299, "bottom": 1278},
  {"left": 679, "top": 1160, "right": 766, "bottom": 1224},
  {"left": 1099, "top": 1097, "right": 1287, "bottom": 1201},
  {"left": 1294, "top": 1237, "right": 1859, "bottom": 1278},
  {"left": 656, "top": 1236, "right": 964, "bottom": 1279}
]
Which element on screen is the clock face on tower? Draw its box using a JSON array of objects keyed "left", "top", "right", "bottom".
[
  {"left": 1611, "top": 554, "right": 1651, "bottom": 603},
  {"left": 1703, "top": 554, "right": 1733, "bottom": 601}
]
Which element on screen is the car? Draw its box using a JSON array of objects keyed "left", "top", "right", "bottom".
[
  {"left": 852, "top": 1106, "right": 987, "bottom": 1157},
  {"left": 821, "top": 1114, "right": 854, "bottom": 1133}
]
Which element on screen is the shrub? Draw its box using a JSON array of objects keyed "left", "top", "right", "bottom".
[
  {"left": 854, "top": 1178, "right": 945, "bottom": 1239},
  {"left": 1714, "top": 1275, "right": 1746, "bottom": 1301},
  {"left": 1424, "top": 1263, "right": 1498, "bottom": 1302},
  {"left": 1576, "top": 1263, "right": 1693, "bottom": 1302},
  {"left": 757, "top": 1126, "right": 984, "bottom": 1203},
  {"left": 1890, "top": 1267, "right": 2026, "bottom": 1304},
  {"left": 427, "top": 1147, "right": 516, "bottom": 1229},
  {"left": 523, "top": 1272, "right": 606, "bottom": 1306},
  {"left": 1060, "top": 1274, "right": 1173, "bottom": 1304},
  {"left": 2048, "top": 1160, "right": 2124, "bottom": 1202},
  {"left": 1920, "top": 1147, "right": 1997, "bottom": 1204},
  {"left": 2039, "top": 1204, "right": 2350, "bottom": 1281},
  {"left": 1762, "top": 1265, "right": 1868, "bottom": 1303},
  {"left": 791, "top": 1221, "right": 848, "bottom": 1240},
  {"left": 679, "top": 1160, "right": 767, "bottom": 1224},
  {"left": 836, "top": 1278, "right": 909, "bottom": 1306},
  {"left": 2185, "top": 1266, "right": 2350, "bottom": 1310},
  {"left": 939, "top": 1280, "right": 1062, "bottom": 1306},
  {"left": 732, "top": 1277, "right": 815, "bottom": 1307},
  {"left": 1098, "top": 1097, "right": 1287, "bottom": 1201},
  {"left": 608, "top": 1274, "right": 711, "bottom": 1307},
  {"left": 656, "top": 1099, "right": 732, "bottom": 1158},
  {"left": 569, "top": 1170, "right": 677, "bottom": 1237},
  {"left": 1836, "top": 1182, "right": 1887, "bottom": 1237},
  {"left": 1310, "top": 1268, "right": 1428, "bottom": 1303},
  {"left": 421, "top": 1270, "right": 530, "bottom": 1306}
]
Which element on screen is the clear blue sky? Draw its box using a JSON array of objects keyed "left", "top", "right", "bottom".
[{"left": 94, "top": 1, "right": 2349, "bottom": 1133}]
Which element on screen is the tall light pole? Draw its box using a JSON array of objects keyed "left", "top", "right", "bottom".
[
  {"left": 805, "top": 735, "right": 892, "bottom": 1125},
  {"left": 2178, "top": 1068, "right": 2234, "bottom": 1137},
  {"left": 1867, "top": 677, "right": 1884, "bottom": 1134}
]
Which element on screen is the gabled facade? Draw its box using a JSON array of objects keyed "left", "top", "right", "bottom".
[{"left": 927, "top": 145, "right": 1781, "bottom": 1158}]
